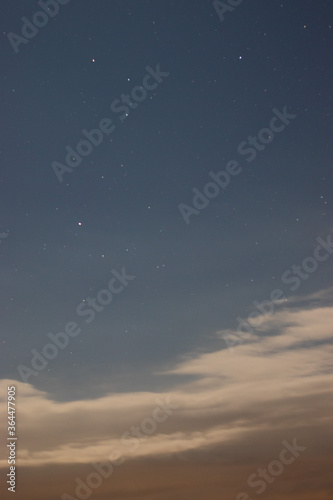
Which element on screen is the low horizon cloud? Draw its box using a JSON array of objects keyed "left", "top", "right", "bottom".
[{"left": 1, "top": 287, "right": 333, "bottom": 471}]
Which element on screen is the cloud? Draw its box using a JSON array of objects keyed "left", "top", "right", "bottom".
[{"left": 1, "top": 288, "right": 333, "bottom": 471}]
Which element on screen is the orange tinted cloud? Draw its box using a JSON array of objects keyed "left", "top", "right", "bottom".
[{"left": 1, "top": 289, "right": 333, "bottom": 499}]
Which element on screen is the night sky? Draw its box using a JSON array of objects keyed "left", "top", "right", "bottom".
[{"left": 1, "top": 1, "right": 333, "bottom": 499}]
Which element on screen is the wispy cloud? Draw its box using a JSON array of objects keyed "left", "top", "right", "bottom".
[{"left": 1, "top": 288, "right": 333, "bottom": 471}]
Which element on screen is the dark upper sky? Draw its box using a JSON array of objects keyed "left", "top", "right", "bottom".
[
  {"left": 0, "top": 1, "right": 333, "bottom": 398},
  {"left": 1, "top": 2, "right": 333, "bottom": 499},
  {"left": 2, "top": 0, "right": 332, "bottom": 396}
]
